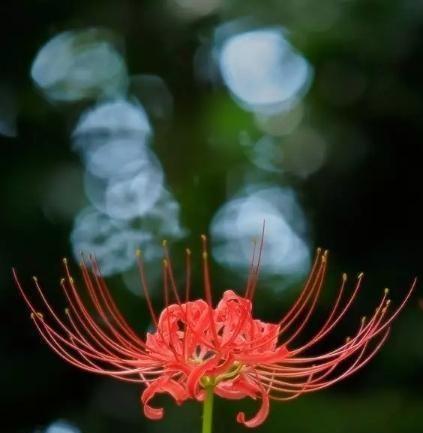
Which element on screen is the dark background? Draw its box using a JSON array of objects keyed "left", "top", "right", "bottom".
[{"left": 1, "top": 1, "right": 422, "bottom": 433}]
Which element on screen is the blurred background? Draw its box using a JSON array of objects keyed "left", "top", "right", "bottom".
[{"left": 1, "top": 0, "right": 423, "bottom": 432}]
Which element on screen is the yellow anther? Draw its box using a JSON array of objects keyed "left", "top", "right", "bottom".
[
  {"left": 135, "top": 249, "right": 142, "bottom": 257},
  {"left": 201, "top": 234, "right": 207, "bottom": 241},
  {"left": 202, "top": 252, "right": 208, "bottom": 260},
  {"left": 64, "top": 308, "right": 70, "bottom": 315},
  {"left": 163, "top": 259, "right": 168, "bottom": 267},
  {"left": 361, "top": 316, "right": 367, "bottom": 324},
  {"left": 69, "top": 277, "right": 74, "bottom": 284},
  {"left": 345, "top": 336, "right": 351, "bottom": 343},
  {"left": 31, "top": 312, "right": 43, "bottom": 320},
  {"left": 384, "top": 288, "right": 389, "bottom": 295},
  {"left": 32, "top": 276, "right": 38, "bottom": 282},
  {"left": 60, "top": 278, "right": 65, "bottom": 284},
  {"left": 162, "top": 240, "right": 168, "bottom": 247},
  {"left": 63, "top": 258, "right": 68, "bottom": 264},
  {"left": 342, "top": 273, "right": 347, "bottom": 281},
  {"left": 386, "top": 299, "right": 391, "bottom": 307},
  {"left": 357, "top": 272, "right": 364, "bottom": 279},
  {"left": 186, "top": 248, "right": 191, "bottom": 255}
]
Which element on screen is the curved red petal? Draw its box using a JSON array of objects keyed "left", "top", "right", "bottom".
[
  {"left": 186, "top": 357, "right": 220, "bottom": 397},
  {"left": 236, "top": 385, "right": 270, "bottom": 428},
  {"left": 141, "top": 376, "right": 188, "bottom": 420}
]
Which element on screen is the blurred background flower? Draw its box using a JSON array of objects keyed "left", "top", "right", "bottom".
[{"left": 1, "top": 0, "right": 422, "bottom": 432}]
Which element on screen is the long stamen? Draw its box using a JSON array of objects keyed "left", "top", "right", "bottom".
[
  {"left": 88, "top": 255, "right": 146, "bottom": 346},
  {"left": 136, "top": 249, "right": 158, "bottom": 327},
  {"left": 244, "top": 238, "right": 258, "bottom": 299},
  {"left": 76, "top": 258, "right": 145, "bottom": 353},
  {"left": 247, "top": 221, "right": 266, "bottom": 301},
  {"left": 162, "top": 240, "right": 181, "bottom": 304},
  {"left": 185, "top": 248, "right": 192, "bottom": 302},
  {"left": 201, "top": 234, "right": 219, "bottom": 346},
  {"left": 278, "top": 248, "right": 323, "bottom": 327}
]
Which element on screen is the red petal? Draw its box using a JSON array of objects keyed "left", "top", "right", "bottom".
[
  {"left": 141, "top": 376, "right": 188, "bottom": 420},
  {"left": 236, "top": 385, "right": 270, "bottom": 428},
  {"left": 186, "top": 357, "right": 220, "bottom": 397}
]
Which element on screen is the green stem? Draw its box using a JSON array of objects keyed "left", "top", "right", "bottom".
[{"left": 202, "top": 386, "right": 214, "bottom": 433}]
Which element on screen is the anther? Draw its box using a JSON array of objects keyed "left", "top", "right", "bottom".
[
  {"left": 162, "top": 240, "right": 168, "bottom": 247},
  {"left": 64, "top": 308, "right": 70, "bottom": 315},
  {"left": 186, "top": 248, "right": 191, "bottom": 255},
  {"left": 135, "top": 249, "right": 142, "bottom": 257},
  {"left": 384, "top": 288, "right": 389, "bottom": 295},
  {"left": 63, "top": 258, "right": 68, "bottom": 265},
  {"left": 386, "top": 299, "right": 391, "bottom": 307},
  {"left": 357, "top": 272, "right": 364, "bottom": 279},
  {"left": 361, "top": 316, "right": 367, "bottom": 324},
  {"left": 69, "top": 277, "right": 74, "bottom": 284},
  {"left": 163, "top": 259, "right": 168, "bottom": 267},
  {"left": 342, "top": 273, "right": 347, "bottom": 281},
  {"left": 32, "top": 276, "right": 38, "bottom": 282},
  {"left": 60, "top": 278, "right": 65, "bottom": 284}
]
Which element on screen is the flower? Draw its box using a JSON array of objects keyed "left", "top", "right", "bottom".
[{"left": 14, "top": 236, "right": 415, "bottom": 429}]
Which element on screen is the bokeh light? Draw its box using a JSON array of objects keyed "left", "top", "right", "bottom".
[
  {"left": 31, "top": 28, "right": 128, "bottom": 102},
  {"left": 211, "top": 185, "right": 311, "bottom": 283},
  {"left": 43, "top": 420, "right": 81, "bottom": 433},
  {"left": 73, "top": 98, "right": 151, "bottom": 142},
  {"left": 83, "top": 149, "right": 164, "bottom": 220},
  {"left": 70, "top": 206, "right": 149, "bottom": 276},
  {"left": 70, "top": 93, "right": 185, "bottom": 276},
  {"left": 215, "top": 24, "right": 313, "bottom": 114}
]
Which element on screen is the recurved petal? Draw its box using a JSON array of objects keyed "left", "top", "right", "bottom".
[
  {"left": 236, "top": 383, "right": 270, "bottom": 428},
  {"left": 141, "top": 376, "right": 188, "bottom": 420}
]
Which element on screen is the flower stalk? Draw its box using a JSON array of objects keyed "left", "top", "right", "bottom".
[{"left": 202, "top": 385, "right": 215, "bottom": 433}]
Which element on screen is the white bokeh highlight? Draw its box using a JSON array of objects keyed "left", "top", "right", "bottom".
[
  {"left": 71, "top": 207, "right": 151, "bottom": 276},
  {"left": 73, "top": 99, "right": 151, "bottom": 138},
  {"left": 44, "top": 420, "right": 81, "bottom": 433},
  {"left": 216, "top": 27, "right": 312, "bottom": 114},
  {"left": 211, "top": 186, "right": 311, "bottom": 282},
  {"left": 31, "top": 28, "right": 128, "bottom": 102}
]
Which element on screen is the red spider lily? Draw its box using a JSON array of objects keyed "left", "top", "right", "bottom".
[{"left": 14, "top": 237, "right": 415, "bottom": 429}]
